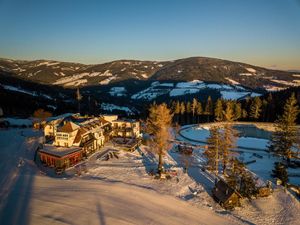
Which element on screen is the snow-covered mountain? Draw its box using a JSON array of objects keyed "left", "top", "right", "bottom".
[
  {"left": 0, "top": 57, "right": 299, "bottom": 91},
  {"left": 1, "top": 56, "right": 300, "bottom": 117},
  {"left": 0, "top": 58, "right": 165, "bottom": 87}
]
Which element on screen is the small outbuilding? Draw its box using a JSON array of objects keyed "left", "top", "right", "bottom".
[
  {"left": 212, "top": 179, "right": 242, "bottom": 209},
  {"left": 178, "top": 144, "right": 193, "bottom": 155}
]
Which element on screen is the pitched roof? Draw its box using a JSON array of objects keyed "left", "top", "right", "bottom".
[
  {"left": 213, "top": 179, "right": 241, "bottom": 203},
  {"left": 57, "top": 121, "right": 80, "bottom": 133},
  {"left": 99, "top": 117, "right": 109, "bottom": 125},
  {"left": 73, "top": 127, "right": 89, "bottom": 144}
]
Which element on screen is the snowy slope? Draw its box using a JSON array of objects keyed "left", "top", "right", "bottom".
[
  {"left": 0, "top": 57, "right": 297, "bottom": 90},
  {"left": 100, "top": 103, "right": 136, "bottom": 115},
  {"left": 0, "top": 129, "right": 241, "bottom": 225},
  {"left": 131, "top": 80, "right": 261, "bottom": 101}
]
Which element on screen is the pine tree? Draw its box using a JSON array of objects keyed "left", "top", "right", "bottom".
[
  {"left": 191, "top": 98, "right": 198, "bottom": 116},
  {"left": 249, "top": 97, "right": 262, "bottom": 120},
  {"left": 269, "top": 93, "right": 299, "bottom": 163},
  {"left": 223, "top": 101, "right": 235, "bottom": 122},
  {"left": 242, "top": 109, "right": 248, "bottom": 119},
  {"left": 186, "top": 101, "right": 192, "bottom": 114},
  {"left": 205, "top": 126, "right": 222, "bottom": 174},
  {"left": 214, "top": 99, "right": 223, "bottom": 122},
  {"left": 192, "top": 98, "right": 198, "bottom": 123},
  {"left": 296, "top": 130, "right": 300, "bottom": 159},
  {"left": 266, "top": 93, "right": 274, "bottom": 122},
  {"left": 272, "top": 162, "right": 289, "bottom": 186},
  {"left": 180, "top": 102, "right": 186, "bottom": 124},
  {"left": 221, "top": 124, "right": 236, "bottom": 174},
  {"left": 221, "top": 102, "right": 237, "bottom": 174},
  {"left": 196, "top": 101, "right": 203, "bottom": 123},
  {"left": 204, "top": 96, "right": 213, "bottom": 122},
  {"left": 174, "top": 101, "right": 181, "bottom": 123},
  {"left": 240, "top": 170, "right": 257, "bottom": 198},
  {"left": 226, "top": 158, "right": 245, "bottom": 189},
  {"left": 233, "top": 102, "right": 242, "bottom": 121},
  {"left": 226, "top": 158, "right": 257, "bottom": 198},
  {"left": 146, "top": 103, "right": 173, "bottom": 175},
  {"left": 170, "top": 100, "right": 176, "bottom": 113},
  {"left": 261, "top": 99, "right": 268, "bottom": 122},
  {"left": 186, "top": 101, "right": 192, "bottom": 124}
]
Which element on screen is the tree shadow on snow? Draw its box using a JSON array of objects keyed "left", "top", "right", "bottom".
[
  {"left": 169, "top": 150, "right": 216, "bottom": 198},
  {"left": 96, "top": 199, "right": 106, "bottom": 225},
  {"left": 136, "top": 147, "right": 159, "bottom": 174},
  {"left": 0, "top": 162, "right": 36, "bottom": 225}
]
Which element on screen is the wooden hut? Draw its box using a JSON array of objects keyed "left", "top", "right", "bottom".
[{"left": 212, "top": 179, "right": 242, "bottom": 209}]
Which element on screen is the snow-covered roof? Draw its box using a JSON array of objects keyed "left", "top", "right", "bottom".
[
  {"left": 39, "top": 144, "right": 82, "bottom": 157},
  {"left": 57, "top": 121, "right": 80, "bottom": 133}
]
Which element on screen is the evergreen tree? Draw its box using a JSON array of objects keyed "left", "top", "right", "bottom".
[
  {"left": 196, "top": 101, "right": 203, "bottom": 123},
  {"left": 269, "top": 93, "right": 299, "bottom": 163},
  {"left": 186, "top": 101, "right": 192, "bottom": 114},
  {"left": 249, "top": 97, "right": 262, "bottom": 120},
  {"left": 240, "top": 171, "right": 257, "bottom": 198},
  {"left": 221, "top": 102, "right": 237, "bottom": 174},
  {"left": 242, "top": 109, "right": 248, "bottom": 119},
  {"left": 186, "top": 101, "right": 192, "bottom": 124},
  {"left": 192, "top": 98, "right": 198, "bottom": 117},
  {"left": 214, "top": 99, "right": 223, "bottom": 122},
  {"left": 261, "top": 99, "right": 268, "bottom": 122},
  {"left": 192, "top": 98, "right": 198, "bottom": 123},
  {"left": 205, "top": 126, "right": 222, "bottom": 174},
  {"left": 170, "top": 100, "right": 176, "bottom": 113},
  {"left": 174, "top": 101, "right": 181, "bottom": 123},
  {"left": 233, "top": 102, "right": 242, "bottom": 121},
  {"left": 146, "top": 103, "right": 173, "bottom": 175},
  {"left": 226, "top": 158, "right": 257, "bottom": 198},
  {"left": 226, "top": 158, "right": 245, "bottom": 189},
  {"left": 296, "top": 130, "right": 300, "bottom": 159},
  {"left": 180, "top": 102, "right": 186, "bottom": 124},
  {"left": 204, "top": 96, "right": 213, "bottom": 122},
  {"left": 223, "top": 101, "right": 235, "bottom": 122},
  {"left": 272, "top": 162, "right": 289, "bottom": 186},
  {"left": 266, "top": 93, "right": 274, "bottom": 122}
]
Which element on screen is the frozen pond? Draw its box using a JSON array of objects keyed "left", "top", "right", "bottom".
[
  {"left": 179, "top": 124, "right": 271, "bottom": 150},
  {"left": 178, "top": 124, "right": 300, "bottom": 186}
]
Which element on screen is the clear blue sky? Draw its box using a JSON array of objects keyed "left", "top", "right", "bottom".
[{"left": 0, "top": 0, "right": 299, "bottom": 69}]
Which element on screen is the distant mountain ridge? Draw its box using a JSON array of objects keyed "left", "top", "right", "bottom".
[{"left": 0, "top": 56, "right": 299, "bottom": 91}]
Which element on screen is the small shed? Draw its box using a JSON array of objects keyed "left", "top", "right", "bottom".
[
  {"left": 212, "top": 179, "right": 242, "bottom": 209},
  {"left": 178, "top": 144, "right": 193, "bottom": 155}
]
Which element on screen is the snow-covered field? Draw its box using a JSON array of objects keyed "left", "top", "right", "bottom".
[
  {"left": 131, "top": 80, "right": 261, "bottom": 101},
  {"left": 0, "top": 128, "right": 299, "bottom": 225},
  {"left": 1, "top": 84, "right": 53, "bottom": 100},
  {"left": 100, "top": 103, "right": 136, "bottom": 115},
  {"left": 109, "top": 87, "right": 127, "bottom": 97}
]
